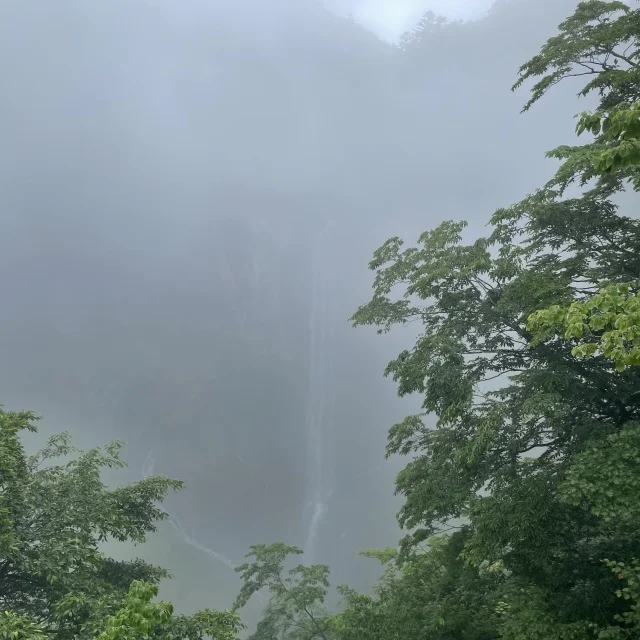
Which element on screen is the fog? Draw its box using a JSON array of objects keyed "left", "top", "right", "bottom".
[
  {"left": 328, "top": 0, "right": 496, "bottom": 41},
  {"left": 0, "top": 0, "right": 587, "bottom": 627}
]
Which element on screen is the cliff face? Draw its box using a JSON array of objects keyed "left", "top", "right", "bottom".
[
  {"left": 0, "top": 178, "right": 381, "bottom": 596},
  {"left": 0, "top": 0, "right": 586, "bottom": 615}
]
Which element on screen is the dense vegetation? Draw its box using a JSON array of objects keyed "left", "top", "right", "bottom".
[
  {"left": 0, "top": 410, "right": 244, "bottom": 640},
  {"left": 3, "top": 1, "right": 640, "bottom": 638}
]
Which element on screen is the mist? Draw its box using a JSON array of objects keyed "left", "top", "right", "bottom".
[{"left": 0, "top": 0, "right": 588, "bottom": 627}]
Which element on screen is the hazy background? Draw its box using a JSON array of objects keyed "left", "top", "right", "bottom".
[
  {"left": 0, "top": 0, "right": 587, "bottom": 627},
  {"left": 328, "top": 0, "right": 496, "bottom": 41}
]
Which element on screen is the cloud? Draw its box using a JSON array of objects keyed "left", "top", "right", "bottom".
[{"left": 326, "top": 0, "right": 495, "bottom": 41}]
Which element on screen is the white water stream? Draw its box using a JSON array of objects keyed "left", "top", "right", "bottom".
[
  {"left": 140, "top": 450, "right": 268, "bottom": 603},
  {"left": 140, "top": 222, "right": 338, "bottom": 588},
  {"left": 302, "top": 220, "right": 337, "bottom": 564}
]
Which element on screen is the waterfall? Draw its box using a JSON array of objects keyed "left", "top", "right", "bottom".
[
  {"left": 140, "top": 449, "right": 268, "bottom": 600},
  {"left": 302, "top": 220, "right": 337, "bottom": 564},
  {"left": 167, "top": 515, "right": 268, "bottom": 605},
  {"left": 167, "top": 513, "right": 237, "bottom": 572}
]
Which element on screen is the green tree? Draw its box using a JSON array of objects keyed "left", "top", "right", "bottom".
[
  {"left": 0, "top": 406, "right": 243, "bottom": 640},
  {"left": 332, "top": 534, "right": 500, "bottom": 640},
  {"left": 351, "top": 1, "right": 640, "bottom": 637},
  {"left": 233, "top": 543, "right": 331, "bottom": 640},
  {"left": 0, "top": 580, "right": 242, "bottom": 640},
  {"left": 516, "top": 1, "right": 640, "bottom": 380},
  {"left": 528, "top": 283, "right": 640, "bottom": 371},
  {"left": 519, "top": 1, "right": 640, "bottom": 376},
  {"left": 514, "top": 0, "right": 640, "bottom": 192}
]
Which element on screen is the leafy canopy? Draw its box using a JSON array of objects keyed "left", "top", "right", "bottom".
[
  {"left": 528, "top": 283, "right": 640, "bottom": 371},
  {"left": 349, "top": 1, "right": 640, "bottom": 638},
  {"left": 233, "top": 543, "right": 331, "bottom": 640},
  {"left": 0, "top": 406, "right": 243, "bottom": 640}
]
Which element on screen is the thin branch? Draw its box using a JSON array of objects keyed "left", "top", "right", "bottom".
[{"left": 603, "top": 48, "right": 640, "bottom": 69}]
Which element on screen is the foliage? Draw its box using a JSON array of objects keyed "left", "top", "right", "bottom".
[
  {"left": 560, "top": 422, "right": 640, "bottom": 526},
  {"left": 95, "top": 581, "right": 243, "bottom": 640},
  {"left": 0, "top": 610, "right": 47, "bottom": 640},
  {"left": 603, "top": 558, "right": 640, "bottom": 636},
  {"left": 0, "top": 580, "right": 243, "bottom": 640},
  {"left": 351, "top": 204, "right": 640, "bottom": 543},
  {"left": 396, "top": 11, "right": 457, "bottom": 51},
  {"left": 348, "top": 1, "right": 640, "bottom": 638},
  {"left": 0, "top": 406, "right": 243, "bottom": 640},
  {"left": 93, "top": 581, "right": 173, "bottom": 640},
  {"left": 519, "top": 2, "right": 640, "bottom": 375},
  {"left": 332, "top": 532, "right": 500, "bottom": 640},
  {"left": 528, "top": 283, "right": 640, "bottom": 370},
  {"left": 576, "top": 103, "right": 640, "bottom": 179},
  {"left": 233, "top": 543, "right": 331, "bottom": 640},
  {"left": 495, "top": 559, "right": 640, "bottom": 639},
  {"left": 514, "top": 1, "right": 640, "bottom": 113},
  {"left": 513, "top": 0, "right": 640, "bottom": 193}
]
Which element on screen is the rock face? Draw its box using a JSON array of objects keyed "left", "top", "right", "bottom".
[
  {"left": 0, "top": 0, "right": 584, "bottom": 616},
  {"left": 0, "top": 179, "right": 395, "bottom": 608}
]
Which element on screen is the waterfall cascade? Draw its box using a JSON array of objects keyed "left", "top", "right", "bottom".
[
  {"left": 141, "top": 450, "right": 269, "bottom": 601},
  {"left": 302, "top": 220, "right": 337, "bottom": 564},
  {"left": 138, "top": 219, "right": 339, "bottom": 577}
]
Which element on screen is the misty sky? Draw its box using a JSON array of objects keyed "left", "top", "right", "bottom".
[{"left": 328, "top": 0, "right": 495, "bottom": 40}]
